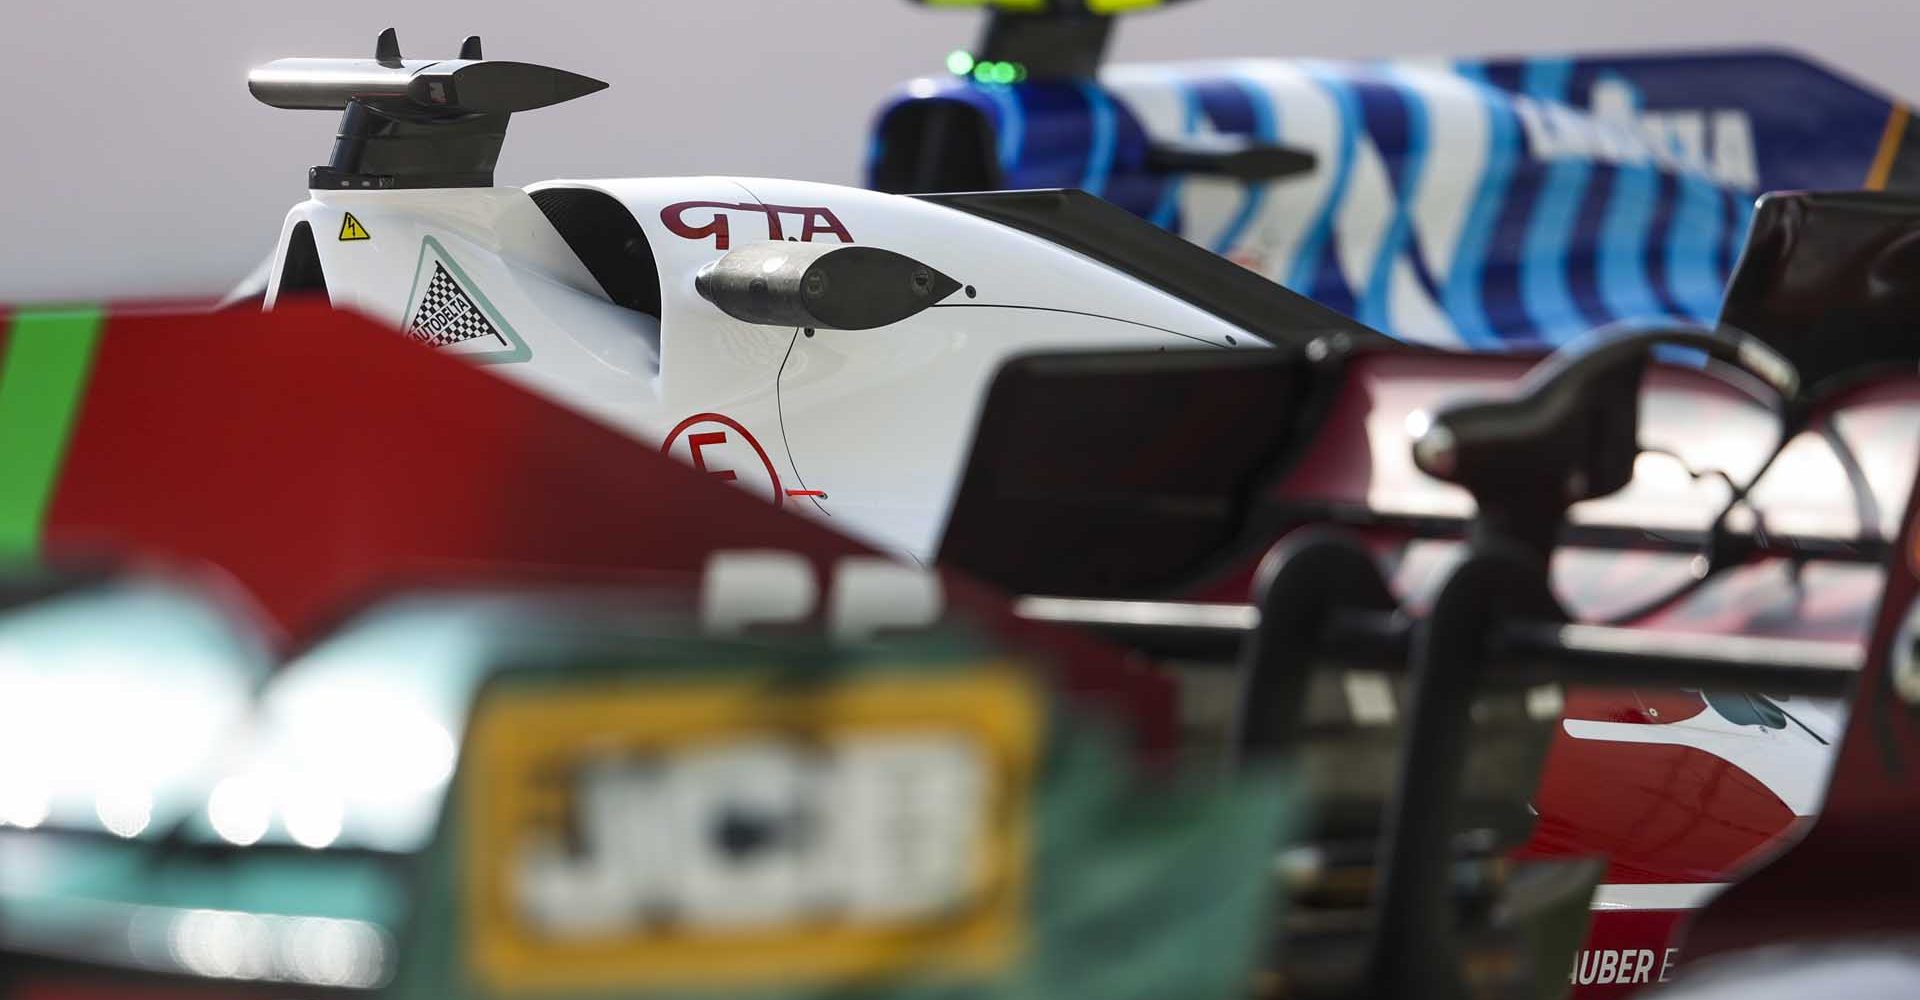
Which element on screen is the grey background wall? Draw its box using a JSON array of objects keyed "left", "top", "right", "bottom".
[{"left": 1, "top": 0, "right": 1914, "bottom": 301}]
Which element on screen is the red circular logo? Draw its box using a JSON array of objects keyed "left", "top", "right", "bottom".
[{"left": 662, "top": 413, "right": 785, "bottom": 508}]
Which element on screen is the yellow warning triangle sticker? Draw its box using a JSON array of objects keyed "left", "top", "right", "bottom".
[{"left": 338, "top": 212, "right": 370, "bottom": 241}]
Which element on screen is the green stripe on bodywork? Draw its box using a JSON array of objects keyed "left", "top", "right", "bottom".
[{"left": 0, "top": 307, "right": 104, "bottom": 558}]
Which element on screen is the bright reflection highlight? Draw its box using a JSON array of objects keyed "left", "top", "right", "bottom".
[
  {"left": 272, "top": 685, "right": 458, "bottom": 802},
  {"left": 96, "top": 783, "right": 154, "bottom": 838},
  {"left": 0, "top": 585, "right": 263, "bottom": 838},
  {"left": 283, "top": 789, "right": 344, "bottom": 849},
  {"left": 0, "top": 779, "right": 50, "bottom": 829},
  {"left": 161, "top": 908, "right": 389, "bottom": 988},
  {"left": 169, "top": 909, "right": 269, "bottom": 980},
  {"left": 207, "top": 776, "right": 272, "bottom": 846}
]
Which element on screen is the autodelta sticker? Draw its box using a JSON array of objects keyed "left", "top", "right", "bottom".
[
  {"left": 401, "top": 236, "right": 531, "bottom": 365},
  {"left": 462, "top": 668, "right": 1039, "bottom": 992}
]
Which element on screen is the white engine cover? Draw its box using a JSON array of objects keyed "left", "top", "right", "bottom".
[{"left": 267, "top": 177, "right": 1258, "bottom": 558}]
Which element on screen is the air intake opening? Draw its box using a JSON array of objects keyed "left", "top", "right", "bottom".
[
  {"left": 870, "top": 100, "right": 1000, "bottom": 195},
  {"left": 530, "top": 188, "right": 661, "bottom": 318},
  {"left": 275, "top": 222, "right": 329, "bottom": 302}
]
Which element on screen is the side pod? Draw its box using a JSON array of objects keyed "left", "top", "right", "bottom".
[{"left": 695, "top": 242, "right": 961, "bottom": 330}]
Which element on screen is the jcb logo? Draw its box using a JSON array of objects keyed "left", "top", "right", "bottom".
[
  {"left": 515, "top": 734, "right": 992, "bottom": 936},
  {"left": 463, "top": 630, "right": 1036, "bottom": 991}
]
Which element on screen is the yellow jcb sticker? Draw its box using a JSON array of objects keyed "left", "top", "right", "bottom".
[
  {"left": 463, "top": 667, "right": 1040, "bottom": 993},
  {"left": 338, "top": 212, "right": 371, "bottom": 241}
]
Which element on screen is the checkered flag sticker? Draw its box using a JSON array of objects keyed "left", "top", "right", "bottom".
[
  {"left": 401, "top": 237, "right": 530, "bottom": 364},
  {"left": 408, "top": 262, "right": 507, "bottom": 349}
]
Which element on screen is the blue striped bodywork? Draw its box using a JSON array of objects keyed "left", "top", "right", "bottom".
[{"left": 870, "top": 50, "right": 1904, "bottom": 348}]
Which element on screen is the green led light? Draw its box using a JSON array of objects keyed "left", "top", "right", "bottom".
[
  {"left": 946, "top": 49, "right": 976, "bottom": 76},
  {"left": 964, "top": 59, "right": 1027, "bottom": 86}
]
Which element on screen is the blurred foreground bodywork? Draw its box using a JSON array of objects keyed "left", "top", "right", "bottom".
[{"left": 0, "top": 305, "right": 1292, "bottom": 999}]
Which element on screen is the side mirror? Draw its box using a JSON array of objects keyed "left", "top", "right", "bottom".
[
  {"left": 695, "top": 243, "right": 961, "bottom": 331},
  {"left": 1407, "top": 323, "right": 1798, "bottom": 555},
  {"left": 1146, "top": 136, "right": 1319, "bottom": 182}
]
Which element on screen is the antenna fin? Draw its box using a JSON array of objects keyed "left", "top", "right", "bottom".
[
  {"left": 375, "top": 27, "right": 402, "bottom": 66},
  {"left": 459, "top": 35, "right": 483, "bottom": 60}
]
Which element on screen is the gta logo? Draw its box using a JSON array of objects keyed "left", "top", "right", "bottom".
[{"left": 663, "top": 201, "right": 854, "bottom": 251}]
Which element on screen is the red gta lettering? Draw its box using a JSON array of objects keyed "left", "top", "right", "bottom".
[
  {"left": 662, "top": 201, "right": 735, "bottom": 248},
  {"left": 661, "top": 201, "right": 853, "bottom": 250}
]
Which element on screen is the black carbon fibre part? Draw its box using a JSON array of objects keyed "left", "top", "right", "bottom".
[{"left": 920, "top": 188, "right": 1387, "bottom": 349}]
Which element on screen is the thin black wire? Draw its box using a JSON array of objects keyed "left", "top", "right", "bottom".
[{"left": 1594, "top": 371, "right": 1806, "bottom": 627}]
